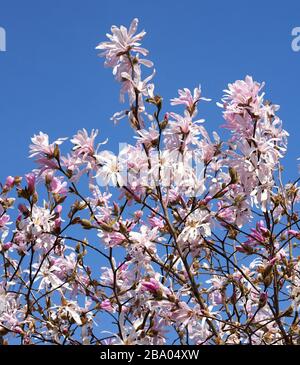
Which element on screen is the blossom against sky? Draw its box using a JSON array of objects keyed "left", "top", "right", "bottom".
[
  {"left": 1, "top": 2, "right": 300, "bottom": 345},
  {"left": 1, "top": 0, "right": 300, "bottom": 183}
]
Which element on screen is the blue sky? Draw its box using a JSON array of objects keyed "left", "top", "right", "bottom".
[{"left": 1, "top": 0, "right": 300, "bottom": 182}]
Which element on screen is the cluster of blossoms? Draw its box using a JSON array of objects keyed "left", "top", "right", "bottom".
[{"left": 0, "top": 19, "right": 300, "bottom": 345}]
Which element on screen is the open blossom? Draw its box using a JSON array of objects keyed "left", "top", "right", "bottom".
[
  {"left": 219, "top": 75, "right": 264, "bottom": 112},
  {"left": 218, "top": 76, "right": 265, "bottom": 137},
  {"left": 70, "top": 128, "right": 100, "bottom": 157},
  {"left": 95, "top": 150, "right": 125, "bottom": 186},
  {"left": 135, "top": 123, "right": 159, "bottom": 148},
  {"left": 100, "top": 299, "right": 115, "bottom": 312},
  {"left": 14, "top": 204, "right": 56, "bottom": 252},
  {"left": 197, "top": 128, "right": 220, "bottom": 165},
  {"left": 96, "top": 17, "right": 155, "bottom": 129},
  {"left": 120, "top": 68, "right": 156, "bottom": 105},
  {"left": 170, "top": 86, "right": 211, "bottom": 115},
  {"left": 95, "top": 18, "right": 148, "bottom": 68},
  {"left": 29, "top": 132, "right": 67, "bottom": 174},
  {"left": 0, "top": 214, "right": 10, "bottom": 230},
  {"left": 218, "top": 75, "right": 288, "bottom": 213},
  {"left": 163, "top": 111, "right": 204, "bottom": 150},
  {"left": 99, "top": 230, "right": 126, "bottom": 248},
  {"left": 29, "top": 261, "right": 65, "bottom": 291},
  {"left": 53, "top": 253, "right": 86, "bottom": 288},
  {"left": 206, "top": 276, "right": 227, "bottom": 305},
  {"left": 48, "top": 175, "right": 68, "bottom": 195},
  {"left": 148, "top": 216, "right": 164, "bottom": 229},
  {"left": 29, "top": 132, "right": 66, "bottom": 158},
  {"left": 129, "top": 225, "right": 159, "bottom": 251},
  {"left": 50, "top": 299, "right": 87, "bottom": 326},
  {"left": 141, "top": 278, "right": 160, "bottom": 294},
  {"left": 100, "top": 261, "right": 133, "bottom": 292},
  {"left": 178, "top": 209, "right": 211, "bottom": 243}
]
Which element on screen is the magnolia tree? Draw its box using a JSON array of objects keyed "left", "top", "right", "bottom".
[{"left": 0, "top": 19, "right": 299, "bottom": 346}]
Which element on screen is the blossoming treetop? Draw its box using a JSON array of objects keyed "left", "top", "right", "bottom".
[{"left": 0, "top": 18, "right": 299, "bottom": 345}]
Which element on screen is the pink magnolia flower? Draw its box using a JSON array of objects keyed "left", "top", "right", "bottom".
[
  {"left": 163, "top": 111, "right": 204, "bottom": 150},
  {"left": 170, "top": 86, "right": 211, "bottom": 115},
  {"left": 221, "top": 110, "right": 254, "bottom": 136},
  {"left": 216, "top": 201, "right": 236, "bottom": 224},
  {"left": 141, "top": 278, "right": 160, "bottom": 294},
  {"left": 249, "top": 220, "right": 269, "bottom": 244},
  {"left": 1, "top": 241, "right": 13, "bottom": 251},
  {"left": 25, "top": 173, "right": 36, "bottom": 194},
  {"left": 220, "top": 75, "right": 264, "bottom": 111},
  {"left": 4, "top": 176, "right": 15, "bottom": 189},
  {"left": 70, "top": 129, "right": 106, "bottom": 157},
  {"left": 288, "top": 229, "right": 300, "bottom": 239},
  {"left": 100, "top": 231, "right": 126, "bottom": 248},
  {"left": 129, "top": 225, "right": 159, "bottom": 250},
  {"left": 236, "top": 241, "right": 257, "bottom": 255},
  {"left": 206, "top": 276, "right": 227, "bottom": 305},
  {"left": 95, "top": 18, "right": 148, "bottom": 68},
  {"left": 0, "top": 214, "right": 10, "bottom": 230},
  {"left": 136, "top": 124, "right": 159, "bottom": 148},
  {"left": 29, "top": 132, "right": 66, "bottom": 158},
  {"left": 133, "top": 210, "right": 143, "bottom": 220},
  {"left": 49, "top": 176, "right": 68, "bottom": 195},
  {"left": 100, "top": 299, "right": 114, "bottom": 313},
  {"left": 178, "top": 209, "right": 211, "bottom": 242},
  {"left": 197, "top": 128, "right": 220, "bottom": 165},
  {"left": 120, "top": 68, "right": 156, "bottom": 103},
  {"left": 148, "top": 216, "right": 164, "bottom": 229},
  {"left": 169, "top": 301, "right": 195, "bottom": 327},
  {"left": 237, "top": 221, "right": 269, "bottom": 253}
]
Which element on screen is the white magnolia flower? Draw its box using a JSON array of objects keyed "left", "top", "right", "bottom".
[
  {"left": 30, "top": 262, "right": 65, "bottom": 291},
  {"left": 179, "top": 209, "right": 212, "bottom": 243},
  {"left": 95, "top": 150, "right": 125, "bottom": 187}
]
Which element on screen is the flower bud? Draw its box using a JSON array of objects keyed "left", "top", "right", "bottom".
[
  {"left": 81, "top": 219, "right": 93, "bottom": 229},
  {"left": 258, "top": 292, "right": 268, "bottom": 308}
]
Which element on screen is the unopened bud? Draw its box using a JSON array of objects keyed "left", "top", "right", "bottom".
[{"left": 81, "top": 219, "right": 93, "bottom": 229}]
